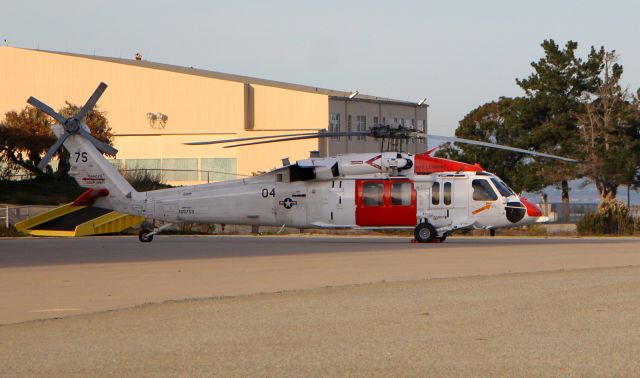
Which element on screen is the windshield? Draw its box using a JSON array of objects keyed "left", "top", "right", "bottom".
[
  {"left": 490, "top": 178, "right": 515, "bottom": 197},
  {"left": 472, "top": 179, "right": 498, "bottom": 201}
]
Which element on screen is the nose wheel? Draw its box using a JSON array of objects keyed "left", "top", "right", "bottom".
[{"left": 138, "top": 229, "right": 154, "bottom": 243}]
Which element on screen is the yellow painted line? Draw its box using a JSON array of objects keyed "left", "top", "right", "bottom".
[{"left": 28, "top": 308, "right": 82, "bottom": 313}]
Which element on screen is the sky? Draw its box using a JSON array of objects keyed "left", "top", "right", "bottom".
[{"left": 2, "top": 0, "right": 640, "bottom": 136}]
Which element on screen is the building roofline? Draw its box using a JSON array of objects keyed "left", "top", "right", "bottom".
[{"left": 12, "top": 47, "right": 419, "bottom": 106}]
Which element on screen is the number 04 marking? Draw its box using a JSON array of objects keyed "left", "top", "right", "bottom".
[{"left": 261, "top": 188, "right": 275, "bottom": 198}]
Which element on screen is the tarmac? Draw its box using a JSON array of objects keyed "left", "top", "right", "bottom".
[{"left": 1, "top": 235, "right": 640, "bottom": 376}]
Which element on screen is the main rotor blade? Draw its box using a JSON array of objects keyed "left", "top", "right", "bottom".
[
  {"left": 427, "top": 134, "right": 578, "bottom": 163},
  {"left": 37, "top": 133, "right": 69, "bottom": 171},
  {"left": 74, "top": 82, "right": 108, "bottom": 122},
  {"left": 78, "top": 127, "right": 118, "bottom": 155},
  {"left": 27, "top": 97, "right": 66, "bottom": 124},
  {"left": 183, "top": 132, "right": 321, "bottom": 145},
  {"left": 223, "top": 131, "right": 370, "bottom": 148}
]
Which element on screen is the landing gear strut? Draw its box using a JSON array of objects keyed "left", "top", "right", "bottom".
[
  {"left": 139, "top": 229, "right": 154, "bottom": 243},
  {"left": 138, "top": 223, "right": 174, "bottom": 243}
]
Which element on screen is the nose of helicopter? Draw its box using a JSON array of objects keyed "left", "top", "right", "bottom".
[
  {"left": 520, "top": 196, "right": 543, "bottom": 217},
  {"left": 519, "top": 196, "right": 549, "bottom": 223}
]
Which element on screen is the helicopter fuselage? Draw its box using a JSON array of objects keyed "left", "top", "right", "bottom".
[
  {"left": 129, "top": 152, "right": 546, "bottom": 237},
  {"left": 28, "top": 82, "right": 561, "bottom": 243}
]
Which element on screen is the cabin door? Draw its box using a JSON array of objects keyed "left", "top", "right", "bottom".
[{"left": 355, "top": 179, "right": 416, "bottom": 226}]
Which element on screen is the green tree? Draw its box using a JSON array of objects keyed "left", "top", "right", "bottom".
[
  {"left": 513, "top": 40, "right": 603, "bottom": 203},
  {"left": 0, "top": 103, "right": 113, "bottom": 178},
  {"left": 577, "top": 52, "right": 640, "bottom": 199},
  {"left": 437, "top": 97, "right": 535, "bottom": 192},
  {"left": 442, "top": 40, "right": 623, "bottom": 204},
  {"left": 0, "top": 106, "right": 55, "bottom": 177}
]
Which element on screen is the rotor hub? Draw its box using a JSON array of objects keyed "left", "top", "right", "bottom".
[{"left": 64, "top": 118, "right": 81, "bottom": 133}]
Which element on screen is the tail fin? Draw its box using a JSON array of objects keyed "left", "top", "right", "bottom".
[{"left": 55, "top": 125, "right": 143, "bottom": 211}]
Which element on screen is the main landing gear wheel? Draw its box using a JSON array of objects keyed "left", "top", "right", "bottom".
[
  {"left": 436, "top": 233, "right": 448, "bottom": 243},
  {"left": 139, "top": 229, "right": 154, "bottom": 243},
  {"left": 414, "top": 223, "right": 437, "bottom": 243}
]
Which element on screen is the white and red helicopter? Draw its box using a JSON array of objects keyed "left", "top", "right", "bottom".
[{"left": 28, "top": 83, "right": 576, "bottom": 243}]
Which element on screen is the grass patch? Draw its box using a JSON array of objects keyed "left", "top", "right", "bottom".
[{"left": 0, "top": 225, "right": 27, "bottom": 237}]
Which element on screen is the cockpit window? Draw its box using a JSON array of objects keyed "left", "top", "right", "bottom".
[
  {"left": 490, "top": 178, "right": 514, "bottom": 197},
  {"left": 431, "top": 182, "right": 440, "bottom": 205},
  {"left": 472, "top": 179, "right": 498, "bottom": 201}
]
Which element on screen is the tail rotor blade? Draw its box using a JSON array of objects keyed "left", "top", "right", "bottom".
[
  {"left": 78, "top": 127, "right": 118, "bottom": 155},
  {"left": 27, "top": 97, "right": 66, "bottom": 124},
  {"left": 74, "top": 82, "right": 108, "bottom": 122},
  {"left": 37, "top": 133, "right": 69, "bottom": 171}
]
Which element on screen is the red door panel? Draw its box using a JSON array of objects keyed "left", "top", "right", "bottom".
[{"left": 356, "top": 180, "right": 416, "bottom": 226}]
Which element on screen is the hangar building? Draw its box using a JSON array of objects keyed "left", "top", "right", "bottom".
[{"left": 0, "top": 47, "right": 428, "bottom": 184}]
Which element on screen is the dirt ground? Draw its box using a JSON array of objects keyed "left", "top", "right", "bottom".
[
  {"left": 2, "top": 236, "right": 640, "bottom": 376},
  {"left": 1, "top": 266, "right": 640, "bottom": 377}
]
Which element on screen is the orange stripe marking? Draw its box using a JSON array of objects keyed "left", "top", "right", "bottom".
[{"left": 472, "top": 203, "right": 492, "bottom": 215}]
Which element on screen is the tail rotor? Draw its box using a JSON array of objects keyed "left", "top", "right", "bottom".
[{"left": 27, "top": 82, "right": 118, "bottom": 171}]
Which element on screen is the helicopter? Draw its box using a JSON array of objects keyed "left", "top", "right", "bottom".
[{"left": 27, "top": 83, "right": 576, "bottom": 243}]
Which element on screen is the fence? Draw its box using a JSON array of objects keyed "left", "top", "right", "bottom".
[
  {"left": 1, "top": 168, "right": 245, "bottom": 183},
  {"left": 541, "top": 203, "right": 640, "bottom": 223},
  {"left": 1, "top": 206, "right": 7, "bottom": 228},
  {"left": 2, "top": 172, "right": 36, "bottom": 181},
  {"left": 120, "top": 168, "right": 250, "bottom": 183},
  {"left": 0, "top": 205, "right": 58, "bottom": 227}
]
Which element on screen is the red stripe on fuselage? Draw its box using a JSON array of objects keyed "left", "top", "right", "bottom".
[
  {"left": 414, "top": 153, "right": 483, "bottom": 174},
  {"left": 520, "top": 197, "right": 543, "bottom": 217}
]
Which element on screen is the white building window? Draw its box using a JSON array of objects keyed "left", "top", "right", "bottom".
[
  {"left": 201, "top": 158, "right": 237, "bottom": 182},
  {"left": 162, "top": 158, "right": 198, "bottom": 182},
  {"left": 330, "top": 113, "right": 341, "bottom": 140},
  {"left": 356, "top": 115, "right": 367, "bottom": 140}
]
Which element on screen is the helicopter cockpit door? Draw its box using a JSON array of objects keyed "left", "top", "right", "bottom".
[{"left": 469, "top": 178, "right": 501, "bottom": 221}]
